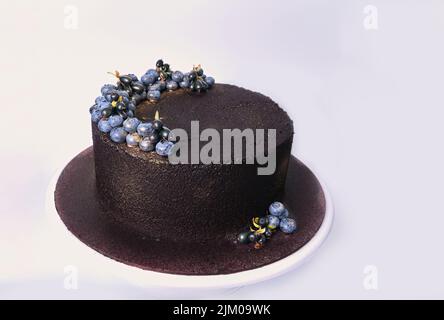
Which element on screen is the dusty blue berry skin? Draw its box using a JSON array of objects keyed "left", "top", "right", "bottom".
[
  {"left": 123, "top": 117, "right": 140, "bottom": 133},
  {"left": 97, "top": 97, "right": 111, "bottom": 111},
  {"left": 91, "top": 109, "right": 102, "bottom": 123},
  {"left": 166, "top": 80, "right": 178, "bottom": 91},
  {"left": 269, "top": 202, "right": 286, "bottom": 217},
  {"left": 110, "top": 127, "right": 127, "bottom": 143},
  {"left": 179, "top": 77, "right": 190, "bottom": 88},
  {"left": 141, "top": 73, "right": 156, "bottom": 86},
  {"left": 145, "top": 69, "right": 158, "bottom": 78},
  {"left": 98, "top": 119, "right": 112, "bottom": 133},
  {"left": 101, "top": 84, "right": 116, "bottom": 96},
  {"left": 108, "top": 115, "right": 124, "bottom": 127},
  {"left": 137, "top": 122, "right": 155, "bottom": 137},
  {"left": 139, "top": 138, "right": 155, "bottom": 152},
  {"left": 280, "top": 209, "right": 289, "bottom": 218},
  {"left": 267, "top": 215, "right": 280, "bottom": 229},
  {"left": 171, "top": 71, "right": 184, "bottom": 82},
  {"left": 280, "top": 218, "right": 297, "bottom": 234},
  {"left": 147, "top": 90, "right": 161, "bottom": 102},
  {"left": 126, "top": 133, "right": 141, "bottom": 147},
  {"left": 127, "top": 102, "right": 136, "bottom": 112},
  {"left": 148, "top": 83, "right": 161, "bottom": 91},
  {"left": 205, "top": 76, "right": 215, "bottom": 87},
  {"left": 95, "top": 96, "right": 105, "bottom": 105},
  {"left": 156, "top": 140, "right": 174, "bottom": 156},
  {"left": 156, "top": 81, "right": 166, "bottom": 91},
  {"left": 128, "top": 74, "right": 138, "bottom": 82}
]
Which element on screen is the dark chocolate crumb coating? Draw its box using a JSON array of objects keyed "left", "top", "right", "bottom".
[{"left": 92, "top": 84, "right": 294, "bottom": 243}]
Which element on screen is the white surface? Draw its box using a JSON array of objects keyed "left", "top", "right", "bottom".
[
  {"left": 1, "top": 0, "right": 444, "bottom": 299},
  {"left": 45, "top": 156, "right": 333, "bottom": 289}
]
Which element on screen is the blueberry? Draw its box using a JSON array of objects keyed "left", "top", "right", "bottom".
[
  {"left": 196, "top": 68, "right": 204, "bottom": 76},
  {"left": 108, "top": 115, "right": 124, "bottom": 127},
  {"left": 127, "top": 102, "right": 136, "bottom": 112},
  {"left": 156, "top": 81, "right": 166, "bottom": 91},
  {"left": 98, "top": 119, "right": 112, "bottom": 133},
  {"left": 146, "top": 69, "right": 159, "bottom": 78},
  {"left": 267, "top": 215, "right": 280, "bottom": 229},
  {"left": 95, "top": 96, "right": 105, "bottom": 105},
  {"left": 101, "top": 84, "right": 117, "bottom": 96},
  {"left": 110, "top": 127, "right": 127, "bottom": 143},
  {"left": 166, "top": 80, "right": 178, "bottom": 91},
  {"left": 98, "top": 100, "right": 111, "bottom": 111},
  {"left": 205, "top": 76, "right": 215, "bottom": 87},
  {"left": 155, "top": 140, "right": 174, "bottom": 156},
  {"left": 171, "top": 71, "right": 184, "bottom": 82},
  {"left": 179, "top": 78, "right": 190, "bottom": 88},
  {"left": 258, "top": 217, "right": 268, "bottom": 227},
  {"left": 156, "top": 59, "right": 164, "bottom": 68},
  {"left": 147, "top": 90, "right": 161, "bottom": 102},
  {"left": 137, "top": 122, "right": 155, "bottom": 137},
  {"left": 153, "top": 120, "right": 163, "bottom": 131},
  {"left": 280, "top": 209, "right": 289, "bottom": 218},
  {"left": 237, "top": 232, "right": 250, "bottom": 244},
  {"left": 104, "top": 91, "right": 116, "bottom": 102},
  {"left": 127, "top": 110, "right": 134, "bottom": 118},
  {"left": 126, "top": 133, "right": 142, "bottom": 147},
  {"left": 139, "top": 138, "right": 155, "bottom": 152},
  {"left": 149, "top": 83, "right": 161, "bottom": 91},
  {"left": 280, "top": 218, "right": 297, "bottom": 234},
  {"left": 116, "top": 90, "right": 129, "bottom": 99},
  {"left": 269, "top": 202, "right": 286, "bottom": 217},
  {"left": 127, "top": 74, "right": 138, "bottom": 82},
  {"left": 91, "top": 109, "right": 102, "bottom": 123},
  {"left": 159, "top": 127, "right": 170, "bottom": 140},
  {"left": 89, "top": 104, "right": 98, "bottom": 113},
  {"left": 141, "top": 73, "right": 157, "bottom": 86}
]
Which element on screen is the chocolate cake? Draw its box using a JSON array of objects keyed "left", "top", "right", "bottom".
[
  {"left": 54, "top": 60, "right": 327, "bottom": 275},
  {"left": 93, "top": 84, "right": 294, "bottom": 243}
]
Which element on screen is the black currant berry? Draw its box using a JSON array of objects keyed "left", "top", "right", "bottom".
[
  {"left": 153, "top": 120, "right": 163, "bottom": 131},
  {"left": 131, "top": 83, "right": 145, "bottom": 94},
  {"left": 101, "top": 108, "right": 112, "bottom": 118},
  {"left": 160, "top": 128, "right": 170, "bottom": 140},
  {"left": 237, "top": 232, "right": 250, "bottom": 244},
  {"left": 156, "top": 59, "right": 164, "bottom": 68},
  {"left": 110, "top": 92, "right": 119, "bottom": 101},
  {"left": 119, "top": 75, "right": 132, "bottom": 86}
]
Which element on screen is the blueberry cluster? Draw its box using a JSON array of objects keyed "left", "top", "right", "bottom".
[
  {"left": 141, "top": 59, "right": 215, "bottom": 101},
  {"left": 89, "top": 59, "right": 215, "bottom": 155},
  {"left": 237, "top": 202, "right": 297, "bottom": 249}
]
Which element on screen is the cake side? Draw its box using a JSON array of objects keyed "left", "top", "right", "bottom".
[{"left": 92, "top": 84, "right": 294, "bottom": 243}]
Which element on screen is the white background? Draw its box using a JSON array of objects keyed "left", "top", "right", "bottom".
[{"left": 1, "top": 0, "right": 444, "bottom": 299}]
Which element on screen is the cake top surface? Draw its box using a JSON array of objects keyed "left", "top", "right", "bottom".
[
  {"left": 136, "top": 83, "right": 293, "bottom": 145},
  {"left": 90, "top": 60, "right": 293, "bottom": 161}
]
